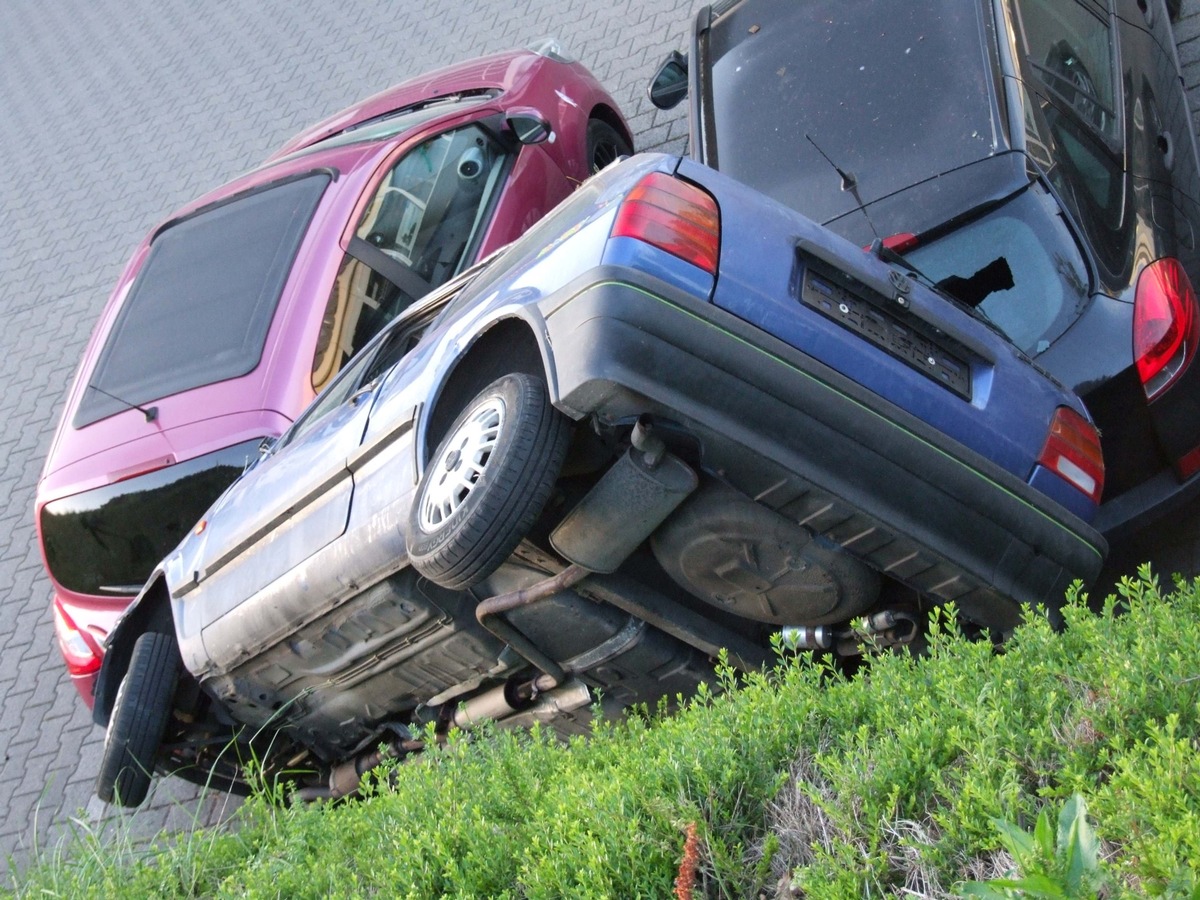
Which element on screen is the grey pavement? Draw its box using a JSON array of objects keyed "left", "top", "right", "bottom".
[{"left": 2, "top": 0, "right": 1200, "bottom": 884}]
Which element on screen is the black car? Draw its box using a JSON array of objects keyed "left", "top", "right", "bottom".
[{"left": 651, "top": 0, "right": 1200, "bottom": 549}]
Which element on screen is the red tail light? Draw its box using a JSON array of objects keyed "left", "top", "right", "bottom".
[
  {"left": 610, "top": 172, "right": 719, "bottom": 274},
  {"left": 1038, "top": 406, "right": 1105, "bottom": 504},
  {"left": 1134, "top": 257, "right": 1198, "bottom": 400},
  {"left": 53, "top": 599, "right": 102, "bottom": 676}
]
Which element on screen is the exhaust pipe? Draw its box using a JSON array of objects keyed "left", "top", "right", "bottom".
[
  {"left": 292, "top": 737, "right": 425, "bottom": 802},
  {"left": 476, "top": 418, "right": 698, "bottom": 679}
]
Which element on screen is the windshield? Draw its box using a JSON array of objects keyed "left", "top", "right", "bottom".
[
  {"left": 903, "top": 185, "right": 1091, "bottom": 355},
  {"left": 278, "top": 95, "right": 494, "bottom": 162},
  {"left": 75, "top": 173, "right": 331, "bottom": 428}
]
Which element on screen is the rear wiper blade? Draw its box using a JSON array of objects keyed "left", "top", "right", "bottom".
[{"left": 867, "top": 239, "right": 1010, "bottom": 339}]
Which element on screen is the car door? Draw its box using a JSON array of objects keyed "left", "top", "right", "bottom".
[
  {"left": 1113, "top": 0, "right": 1200, "bottom": 199},
  {"left": 187, "top": 343, "right": 385, "bottom": 624}
]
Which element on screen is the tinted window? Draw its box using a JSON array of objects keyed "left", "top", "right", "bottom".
[
  {"left": 311, "top": 124, "right": 507, "bottom": 391},
  {"left": 40, "top": 439, "right": 262, "bottom": 594},
  {"left": 905, "top": 185, "right": 1091, "bottom": 355},
  {"left": 76, "top": 174, "right": 330, "bottom": 428}
]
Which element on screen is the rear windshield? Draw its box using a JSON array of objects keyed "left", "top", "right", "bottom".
[
  {"left": 705, "top": 0, "right": 998, "bottom": 224},
  {"left": 903, "top": 185, "right": 1091, "bottom": 356},
  {"left": 39, "top": 439, "right": 261, "bottom": 595},
  {"left": 74, "top": 173, "right": 330, "bottom": 428}
]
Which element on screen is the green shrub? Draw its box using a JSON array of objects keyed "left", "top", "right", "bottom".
[
  {"left": 961, "top": 793, "right": 1106, "bottom": 898},
  {"left": 9, "top": 567, "right": 1200, "bottom": 898}
]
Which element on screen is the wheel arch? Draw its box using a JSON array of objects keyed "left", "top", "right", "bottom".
[
  {"left": 422, "top": 316, "right": 557, "bottom": 466},
  {"left": 587, "top": 103, "right": 635, "bottom": 154},
  {"left": 92, "top": 574, "right": 174, "bottom": 727}
]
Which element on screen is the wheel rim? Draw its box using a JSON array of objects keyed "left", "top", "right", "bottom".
[
  {"left": 418, "top": 396, "right": 505, "bottom": 532},
  {"left": 591, "top": 139, "right": 621, "bottom": 173}
]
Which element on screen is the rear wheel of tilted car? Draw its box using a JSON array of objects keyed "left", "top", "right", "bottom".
[
  {"left": 96, "top": 631, "right": 179, "bottom": 807},
  {"left": 407, "top": 373, "right": 570, "bottom": 590},
  {"left": 586, "top": 119, "right": 633, "bottom": 173}
]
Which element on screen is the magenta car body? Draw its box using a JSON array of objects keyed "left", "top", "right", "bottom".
[{"left": 36, "top": 45, "right": 632, "bottom": 704}]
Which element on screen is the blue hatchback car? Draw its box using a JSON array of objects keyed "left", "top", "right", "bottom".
[{"left": 93, "top": 154, "right": 1106, "bottom": 806}]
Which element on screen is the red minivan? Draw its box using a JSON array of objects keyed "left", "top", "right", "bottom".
[{"left": 36, "top": 44, "right": 632, "bottom": 703}]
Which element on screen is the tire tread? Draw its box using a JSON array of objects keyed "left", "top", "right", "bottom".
[{"left": 95, "top": 631, "right": 179, "bottom": 807}]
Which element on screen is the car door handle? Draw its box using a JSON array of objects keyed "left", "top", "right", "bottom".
[{"left": 349, "top": 385, "right": 374, "bottom": 406}]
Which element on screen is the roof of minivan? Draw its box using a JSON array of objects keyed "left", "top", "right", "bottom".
[{"left": 702, "top": 0, "right": 1010, "bottom": 227}]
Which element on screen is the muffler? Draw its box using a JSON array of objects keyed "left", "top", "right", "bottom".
[{"left": 550, "top": 419, "right": 698, "bottom": 572}]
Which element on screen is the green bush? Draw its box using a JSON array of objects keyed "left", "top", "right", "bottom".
[{"left": 9, "top": 567, "right": 1200, "bottom": 898}]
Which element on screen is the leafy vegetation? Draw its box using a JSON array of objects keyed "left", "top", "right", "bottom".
[
  {"left": 8, "top": 566, "right": 1200, "bottom": 898},
  {"left": 962, "top": 793, "right": 1105, "bottom": 899}
]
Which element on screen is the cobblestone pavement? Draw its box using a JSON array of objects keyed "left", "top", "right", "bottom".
[{"left": 2, "top": 0, "right": 1200, "bottom": 882}]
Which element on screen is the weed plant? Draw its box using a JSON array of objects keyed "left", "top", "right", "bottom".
[{"left": 7, "top": 566, "right": 1200, "bottom": 898}]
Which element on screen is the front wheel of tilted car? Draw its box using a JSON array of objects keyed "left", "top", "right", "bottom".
[
  {"left": 96, "top": 631, "right": 179, "bottom": 807},
  {"left": 407, "top": 373, "right": 570, "bottom": 590}
]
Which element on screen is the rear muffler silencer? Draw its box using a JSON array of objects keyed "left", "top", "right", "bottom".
[{"left": 550, "top": 425, "right": 698, "bottom": 573}]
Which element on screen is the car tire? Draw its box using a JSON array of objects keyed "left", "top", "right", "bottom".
[
  {"left": 95, "top": 631, "right": 180, "bottom": 807},
  {"left": 586, "top": 119, "right": 633, "bottom": 174},
  {"left": 407, "top": 373, "right": 570, "bottom": 590}
]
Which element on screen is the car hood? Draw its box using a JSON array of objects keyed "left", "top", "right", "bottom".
[{"left": 704, "top": 0, "right": 1009, "bottom": 227}]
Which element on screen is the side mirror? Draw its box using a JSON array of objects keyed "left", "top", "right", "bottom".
[
  {"left": 505, "top": 109, "right": 553, "bottom": 145},
  {"left": 648, "top": 51, "right": 689, "bottom": 110}
]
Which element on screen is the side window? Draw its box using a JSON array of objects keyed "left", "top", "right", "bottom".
[
  {"left": 288, "top": 345, "right": 378, "bottom": 447},
  {"left": 1009, "top": 0, "right": 1126, "bottom": 262},
  {"left": 311, "top": 255, "right": 396, "bottom": 393},
  {"left": 311, "top": 122, "right": 508, "bottom": 392},
  {"left": 292, "top": 314, "right": 433, "bottom": 448}
]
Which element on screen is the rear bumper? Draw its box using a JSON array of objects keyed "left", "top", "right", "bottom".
[
  {"left": 540, "top": 270, "right": 1107, "bottom": 629},
  {"left": 51, "top": 589, "right": 128, "bottom": 707}
]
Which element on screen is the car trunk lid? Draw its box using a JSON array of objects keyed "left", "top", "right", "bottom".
[{"left": 680, "top": 158, "right": 1089, "bottom": 501}]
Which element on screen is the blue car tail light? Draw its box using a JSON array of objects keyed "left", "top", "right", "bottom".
[
  {"left": 610, "top": 172, "right": 720, "bottom": 274},
  {"left": 1037, "top": 406, "right": 1105, "bottom": 505}
]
